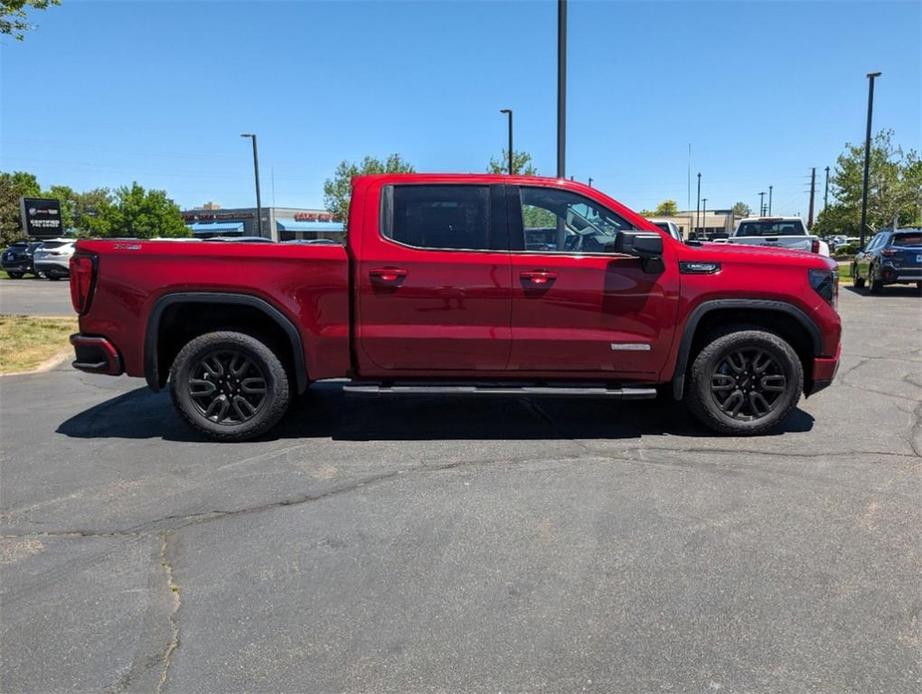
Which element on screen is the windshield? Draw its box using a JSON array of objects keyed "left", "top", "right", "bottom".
[
  {"left": 892, "top": 232, "right": 922, "bottom": 247},
  {"left": 736, "top": 220, "right": 806, "bottom": 237}
]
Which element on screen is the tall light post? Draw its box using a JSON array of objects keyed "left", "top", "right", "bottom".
[
  {"left": 759, "top": 191, "right": 766, "bottom": 217},
  {"left": 702, "top": 198, "right": 708, "bottom": 238},
  {"left": 859, "top": 72, "right": 881, "bottom": 248},
  {"left": 557, "top": 0, "right": 567, "bottom": 179},
  {"left": 823, "top": 166, "right": 830, "bottom": 210},
  {"left": 499, "top": 109, "right": 514, "bottom": 175},
  {"left": 240, "top": 133, "right": 263, "bottom": 237},
  {"left": 768, "top": 185, "right": 773, "bottom": 215}
]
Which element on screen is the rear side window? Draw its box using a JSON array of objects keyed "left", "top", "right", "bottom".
[
  {"left": 892, "top": 232, "right": 922, "bottom": 247},
  {"left": 382, "top": 185, "right": 491, "bottom": 250},
  {"left": 736, "top": 220, "right": 806, "bottom": 236}
]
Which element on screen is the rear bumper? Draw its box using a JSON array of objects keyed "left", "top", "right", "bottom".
[
  {"left": 879, "top": 264, "right": 921, "bottom": 283},
  {"left": 70, "top": 334, "right": 123, "bottom": 375},
  {"left": 34, "top": 261, "right": 70, "bottom": 276},
  {"left": 808, "top": 343, "right": 841, "bottom": 396}
]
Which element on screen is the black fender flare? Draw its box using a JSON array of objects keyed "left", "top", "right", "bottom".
[
  {"left": 145, "top": 292, "right": 308, "bottom": 394},
  {"left": 671, "top": 299, "right": 822, "bottom": 400}
]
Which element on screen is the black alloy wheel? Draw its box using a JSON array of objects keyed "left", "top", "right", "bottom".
[
  {"left": 709, "top": 348, "right": 787, "bottom": 421},
  {"left": 189, "top": 350, "right": 268, "bottom": 424},
  {"left": 686, "top": 328, "right": 803, "bottom": 435},
  {"left": 170, "top": 331, "right": 292, "bottom": 441}
]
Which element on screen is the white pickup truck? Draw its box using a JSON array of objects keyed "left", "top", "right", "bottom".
[{"left": 728, "top": 217, "right": 830, "bottom": 256}]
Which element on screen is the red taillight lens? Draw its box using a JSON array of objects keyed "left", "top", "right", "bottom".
[
  {"left": 70, "top": 254, "right": 97, "bottom": 314},
  {"left": 811, "top": 239, "right": 820, "bottom": 253},
  {"left": 881, "top": 248, "right": 899, "bottom": 256}
]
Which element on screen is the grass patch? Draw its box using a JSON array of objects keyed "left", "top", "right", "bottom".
[
  {"left": 837, "top": 261, "right": 853, "bottom": 285},
  {"left": 0, "top": 315, "right": 78, "bottom": 374}
]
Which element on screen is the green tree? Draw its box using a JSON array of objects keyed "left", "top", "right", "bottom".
[
  {"left": 487, "top": 150, "right": 538, "bottom": 176},
  {"left": 95, "top": 182, "right": 188, "bottom": 238},
  {"left": 0, "top": 171, "right": 41, "bottom": 246},
  {"left": 815, "top": 129, "right": 920, "bottom": 236},
  {"left": 72, "top": 188, "right": 114, "bottom": 236},
  {"left": 1, "top": 0, "right": 60, "bottom": 40},
  {"left": 323, "top": 154, "right": 415, "bottom": 227},
  {"left": 731, "top": 201, "right": 751, "bottom": 217},
  {"left": 653, "top": 200, "right": 679, "bottom": 216}
]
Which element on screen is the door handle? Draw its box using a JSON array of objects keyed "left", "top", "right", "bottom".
[
  {"left": 370, "top": 267, "right": 408, "bottom": 284},
  {"left": 520, "top": 270, "right": 557, "bottom": 286}
]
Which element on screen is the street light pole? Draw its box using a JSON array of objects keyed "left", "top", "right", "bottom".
[
  {"left": 824, "top": 166, "right": 830, "bottom": 210},
  {"left": 859, "top": 71, "right": 881, "bottom": 248},
  {"left": 695, "top": 172, "right": 701, "bottom": 238},
  {"left": 499, "top": 109, "right": 513, "bottom": 175},
  {"left": 240, "top": 133, "right": 263, "bottom": 237},
  {"left": 768, "top": 185, "right": 773, "bottom": 215},
  {"left": 702, "top": 198, "right": 708, "bottom": 238},
  {"left": 759, "top": 191, "right": 765, "bottom": 217},
  {"left": 587, "top": 177, "right": 593, "bottom": 187},
  {"left": 557, "top": 0, "right": 567, "bottom": 179}
]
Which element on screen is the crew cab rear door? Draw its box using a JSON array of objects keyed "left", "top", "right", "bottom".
[
  {"left": 506, "top": 183, "right": 678, "bottom": 378},
  {"left": 354, "top": 182, "right": 512, "bottom": 375}
]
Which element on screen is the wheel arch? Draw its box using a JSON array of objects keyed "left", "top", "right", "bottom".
[
  {"left": 145, "top": 292, "right": 309, "bottom": 394},
  {"left": 671, "top": 299, "right": 822, "bottom": 400}
]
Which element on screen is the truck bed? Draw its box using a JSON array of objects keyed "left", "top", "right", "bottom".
[{"left": 76, "top": 239, "right": 351, "bottom": 382}]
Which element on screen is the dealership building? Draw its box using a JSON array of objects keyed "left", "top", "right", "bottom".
[
  {"left": 181, "top": 204, "right": 344, "bottom": 242},
  {"left": 649, "top": 209, "right": 742, "bottom": 240}
]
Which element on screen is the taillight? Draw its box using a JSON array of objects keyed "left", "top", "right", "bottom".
[
  {"left": 881, "top": 248, "right": 899, "bottom": 257},
  {"left": 811, "top": 239, "right": 820, "bottom": 253},
  {"left": 70, "top": 254, "right": 97, "bottom": 314}
]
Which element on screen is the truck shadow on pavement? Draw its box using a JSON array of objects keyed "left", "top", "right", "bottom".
[
  {"left": 56, "top": 381, "right": 815, "bottom": 442},
  {"left": 843, "top": 285, "right": 922, "bottom": 298}
]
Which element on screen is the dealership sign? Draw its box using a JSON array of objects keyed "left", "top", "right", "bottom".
[{"left": 20, "top": 197, "right": 64, "bottom": 238}]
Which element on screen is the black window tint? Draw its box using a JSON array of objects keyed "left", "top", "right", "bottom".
[
  {"left": 892, "top": 232, "right": 922, "bottom": 247},
  {"left": 384, "top": 185, "right": 490, "bottom": 250}
]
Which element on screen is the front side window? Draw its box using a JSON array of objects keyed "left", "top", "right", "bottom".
[
  {"left": 382, "top": 185, "right": 490, "bottom": 250},
  {"left": 518, "top": 187, "right": 632, "bottom": 253}
]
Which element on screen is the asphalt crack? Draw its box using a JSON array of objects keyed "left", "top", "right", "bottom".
[{"left": 157, "top": 532, "right": 181, "bottom": 694}]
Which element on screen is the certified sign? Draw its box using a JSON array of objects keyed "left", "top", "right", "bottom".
[{"left": 20, "top": 197, "right": 63, "bottom": 238}]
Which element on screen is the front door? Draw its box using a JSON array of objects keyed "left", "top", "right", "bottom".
[
  {"left": 355, "top": 182, "right": 512, "bottom": 375},
  {"left": 507, "top": 184, "right": 679, "bottom": 378}
]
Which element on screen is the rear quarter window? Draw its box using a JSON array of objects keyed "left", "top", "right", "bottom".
[{"left": 382, "top": 185, "right": 491, "bottom": 251}]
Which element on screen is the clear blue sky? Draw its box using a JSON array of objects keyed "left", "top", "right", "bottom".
[{"left": 1, "top": 0, "right": 919, "bottom": 216}]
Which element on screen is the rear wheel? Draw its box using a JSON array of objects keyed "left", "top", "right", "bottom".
[
  {"left": 868, "top": 266, "right": 883, "bottom": 294},
  {"left": 170, "top": 331, "right": 291, "bottom": 441},
  {"left": 853, "top": 264, "right": 865, "bottom": 289},
  {"left": 686, "top": 329, "right": 803, "bottom": 436}
]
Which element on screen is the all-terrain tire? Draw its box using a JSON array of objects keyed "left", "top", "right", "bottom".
[
  {"left": 170, "top": 331, "right": 291, "bottom": 442},
  {"left": 685, "top": 329, "right": 803, "bottom": 436}
]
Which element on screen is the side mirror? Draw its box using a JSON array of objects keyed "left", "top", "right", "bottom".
[{"left": 614, "top": 231, "right": 663, "bottom": 259}]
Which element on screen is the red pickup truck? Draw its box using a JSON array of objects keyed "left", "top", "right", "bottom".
[{"left": 69, "top": 174, "right": 841, "bottom": 440}]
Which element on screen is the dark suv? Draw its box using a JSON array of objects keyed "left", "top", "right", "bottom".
[
  {"left": 852, "top": 228, "right": 922, "bottom": 292},
  {"left": 1, "top": 240, "right": 43, "bottom": 278}
]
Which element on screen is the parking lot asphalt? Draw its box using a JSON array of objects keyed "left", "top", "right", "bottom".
[
  {"left": 1, "top": 287, "right": 920, "bottom": 692},
  {"left": 0, "top": 277, "right": 75, "bottom": 316}
]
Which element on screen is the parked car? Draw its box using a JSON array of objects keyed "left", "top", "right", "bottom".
[
  {"left": 728, "top": 217, "right": 830, "bottom": 256},
  {"left": 32, "top": 239, "right": 76, "bottom": 280},
  {"left": 281, "top": 238, "right": 342, "bottom": 245},
  {"left": 1, "top": 240, "right": 44, "bottom": 278},
  {"left": 645, "top": 218, "right": 683, "bottom": 241},
  {"left": 203, "top": 236, "right": 274, "bottom": 243},
  {"left": 68, "top": 174, "right": 841, "bottom": 441},
  {"left": 851, "top": 227, "right": 922, "bottom": 292}
]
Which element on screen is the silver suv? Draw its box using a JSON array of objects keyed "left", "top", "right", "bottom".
[{"left": 32, "top": 239, "right": 76, "bottom": 280}]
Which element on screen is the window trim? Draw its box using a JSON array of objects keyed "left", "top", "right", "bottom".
[
  {"left": 378, "top": 183, "right": 507, "bottom": 254},
  {"left": 506, "top": 184, "right": 637, "bottom": 258}
]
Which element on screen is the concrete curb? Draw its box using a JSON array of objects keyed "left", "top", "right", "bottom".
[{"left": 0, "top": 349, "right": 71, "bottom": 378}]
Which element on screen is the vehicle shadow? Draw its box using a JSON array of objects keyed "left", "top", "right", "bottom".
[
  {"left": 56, "top": 381, "right": 815, "bottom": 442},
  {"left": 843, "top": 284, "right": 922, "bottom": 298}
]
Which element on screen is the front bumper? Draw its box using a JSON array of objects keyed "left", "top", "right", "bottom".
[
  {"left": 70, "top": 334, "right": 123, "bottom": 375},
  {"left": 1, "top": 258, "right": 32, "bottom": 272},
  {"left": 808, "top": 342, "right": 841, "bottom": 396}
]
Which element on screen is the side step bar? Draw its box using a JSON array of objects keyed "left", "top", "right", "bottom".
[{"left": 342, "top": 383, "right": 657, "bottom": 399}]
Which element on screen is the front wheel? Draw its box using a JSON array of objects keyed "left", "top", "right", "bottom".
[
  {"left": 170, "top": 331, "right": 291, "bottom": 441},
  {"left": 685, "top": 329, "right": 803, "bottom": 436},
  {"left": 6, "top": 272, "right": 23, "bottom": 279}
]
